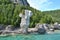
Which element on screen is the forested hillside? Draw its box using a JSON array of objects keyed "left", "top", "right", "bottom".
[
  {"left": 0, "top": 0, "right": 55, "bottom": 28},
  {"left": 42, "top": 9, "right": 60, "bottom": 23}
]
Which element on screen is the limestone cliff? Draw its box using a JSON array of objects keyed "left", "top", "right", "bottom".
[{"left": 11, "top": 0, "right": 29, "bottom": 6}]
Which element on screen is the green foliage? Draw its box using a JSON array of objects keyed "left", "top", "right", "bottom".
[
  {"left": 0, "top": 0, "right": 11, "bottom": 4},
  {"left": 29, "top": 10, "right": 42, "bottom": 28},
  {"left": 40, "top": 15, "right": 55, "bottom": 24},
  {"left": 0, "top": 1, "right": 21, "bottom": 26},
  {"left": 42, "top": 9, "right": 60, "bottom": 23}
]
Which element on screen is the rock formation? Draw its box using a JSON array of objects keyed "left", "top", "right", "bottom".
[
  {"left": 19, "top": 10, "right": 33, "bottom": 34},
  {"left": 35, "top": 24, "right": 46, "bottom": 34},
  {"left": 0, "top": 24, "right": 5, "bottom": 30},
  {"left": 54, "top": 22, "right": 60, "bottom": 29},
  {"left": 11, "top": 0, "right": 29, "bottom": 6}
]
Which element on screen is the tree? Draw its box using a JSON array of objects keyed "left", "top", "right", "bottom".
[{"left": 40, "top": 15, "right": 55, "bottom": 24}]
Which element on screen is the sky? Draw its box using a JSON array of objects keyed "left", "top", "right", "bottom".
[{"left": 27, "top": 0, "right": 60, "bottom": 11}]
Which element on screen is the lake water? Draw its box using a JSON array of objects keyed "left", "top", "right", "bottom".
[{"left": 0, "top": 34, "right": 60, "bottom": 40}]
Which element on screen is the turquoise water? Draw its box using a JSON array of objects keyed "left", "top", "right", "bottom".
[{"left": 0, "top": 34, "right": 60, "bottom": 40}]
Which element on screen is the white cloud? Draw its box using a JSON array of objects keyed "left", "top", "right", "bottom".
[{"left": 27, "top": 0, "right": 53, "bottom": 11}]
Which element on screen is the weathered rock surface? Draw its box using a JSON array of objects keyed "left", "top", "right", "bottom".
[
  {"left": 11, "top": 0, "right": 29, "bottom": 6},
  {"left": 54, "top": 22, "right": 60, "bottom": 29},
  {"left": 5, "top": 25, "right": 14, "bottom": 31},
  {"left": 19, "top": 10, "right": 33, "bottom": 34},
  {"left": 0, "top": 24, "right": 5, "bottom": 30},
  {"left": 28, "top": 28, "right": 38, "bottom": 33},
  {"left": 1, "top": 22, "right": 60, "bottom": 35},
  {"left": 35, "top": 24, "right": 46, "bottom": 34}
]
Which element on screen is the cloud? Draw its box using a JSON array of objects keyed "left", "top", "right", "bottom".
[{"left": 27, "top": 0, "right": 53, "bottom": 11}]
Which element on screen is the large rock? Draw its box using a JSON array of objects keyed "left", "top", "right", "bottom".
[
  {"left": 35, "top": 24, "right": 46, "bottom": 34},
  {"left": 38, "top": 28, "right": 46, "bottom": 34},
  {"left": 43, "top": 24, "right": 49, "bottom": 30},
  {"left": 19, "top": 10, "right": 33, "bottom": 34},
  {"left": 1, "top": 25, "right": 14, "bottom": 34},
  {"left": 35, "top": 24, "right": 48, "bottom": 30},
  {"left": 0, "top": 24, "right": 5, "bottom": 30},
  {"left": 54, "top": 22, "right": 60, "bottom": 30},
  {"left": 5, "top": 25, "right": 14, "bottom": 31}
]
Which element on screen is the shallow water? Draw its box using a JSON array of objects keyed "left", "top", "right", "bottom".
[{"left": 0, "top": 34, "right": 60, "bottom": 40}]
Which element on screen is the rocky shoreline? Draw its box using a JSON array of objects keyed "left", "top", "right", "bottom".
[{"left": 0, "top": 22, "right": 60, "bottom": 36}]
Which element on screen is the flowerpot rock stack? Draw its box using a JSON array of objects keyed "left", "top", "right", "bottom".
[{"left": 19, "top": 10, "right": 33, "bottom": 34}]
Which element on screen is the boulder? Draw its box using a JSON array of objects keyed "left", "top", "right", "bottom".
[
  {"left": 0, "top": 24, "right": 5, "bottom": 30},
  {"left": 43, "top": 24, "right": 49, "bottom": 30},
  {"left": 5, "top": 25, "right": 14, "bottom": 31},
  {"left": 38, "top": 28, "right": 46, "bottom": 34},
  {"left": 35, "top": 24, "right": 46, "bottom": 34},
  {"left": 0, "top": 31, "right": 2, "bottom": 34},
  {"left": 48, "top": 24, "right": 54, "bottom": 31},
  {"left": 54, "top": 22, "right": 60, "bottom": 29}
]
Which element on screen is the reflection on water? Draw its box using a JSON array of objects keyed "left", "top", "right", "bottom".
[{"left": 0, "top": 34, "right": 60, "bottom": 40}]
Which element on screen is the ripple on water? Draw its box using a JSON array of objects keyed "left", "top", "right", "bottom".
[{"left": 0, "top": 34, "right": 60, "bottom": 40}]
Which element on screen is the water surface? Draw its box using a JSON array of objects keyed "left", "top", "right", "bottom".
[{"left": 0, "top": 34, "right": 60, "bottom": 40}]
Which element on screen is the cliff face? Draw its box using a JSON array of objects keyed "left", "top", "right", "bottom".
[{"left": 11, "top": 0, "right": 29, "bottom": 6}]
